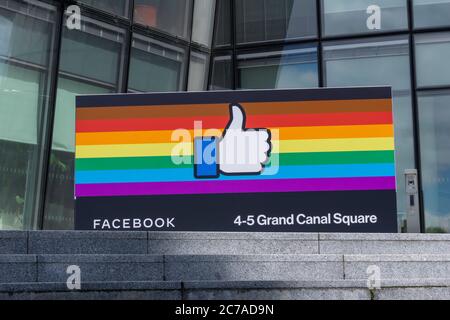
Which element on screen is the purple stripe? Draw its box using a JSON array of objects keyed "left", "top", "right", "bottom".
[{"left": 75, "top": 177, "right": 396, "bottom": 197}]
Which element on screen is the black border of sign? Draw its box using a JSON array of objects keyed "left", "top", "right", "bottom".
[
  {"left": 76, "top": 86, "right": 392, "bottom": 107},
  {"left": 75, "top": 86, "right": 397, "bottom": 232}
]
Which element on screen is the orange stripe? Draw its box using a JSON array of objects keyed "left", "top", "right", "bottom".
[{"left": 76, "top": 124, "right": 394, "bottom": 145}]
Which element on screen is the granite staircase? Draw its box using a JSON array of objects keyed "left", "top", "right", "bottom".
[{"left": 1, "top": 231, "right": 450, "bottom": 299}]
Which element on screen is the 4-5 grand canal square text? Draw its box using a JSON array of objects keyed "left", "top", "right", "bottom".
[
  {"left": 91, "top": 212, "right": 378, "bottom": 230},
  {"left": 234, "top": 213, "right": 378, "bottom": 227}
]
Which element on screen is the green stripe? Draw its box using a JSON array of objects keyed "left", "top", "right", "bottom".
[
  {"left": 76, "top": 151, "right": 395, "bottom": 171},
  {"left": 276, "top": 151, "right": 394, "bottom": 166}
]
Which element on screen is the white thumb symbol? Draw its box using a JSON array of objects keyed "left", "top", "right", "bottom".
[
  {"left": 226, "top": 104, "right": 246, "bottom": 131},
  {"left": 219, "top": 103, "right": 271, "bottom": 175}
]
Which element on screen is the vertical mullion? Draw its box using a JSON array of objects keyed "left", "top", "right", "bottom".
[
  {"left": 121, "top": 30, "right": 133, "bottom": 93},
  {"left": 120, "top": 0, "right": 135, "bottom": 93},
  {"left": 231, "top": 0, "right": 238, "bottom": 90},
  {"left": 184, "top": 0, "right": 196, "bottom": 91},
  {"left": 119, "top": 27, "right": 133, "bottom": 93},
  {"left": 35, "top": 1, "right": 65, "bottom": 230},
  {"left": 407, "top": 0, "right": 425, "bottom": 232},
  {"left": 317, "top": 0, "right": 324, "bottom": 87},
  {"left": 207, "top": 0, "right": 220, "bottom": 89}
]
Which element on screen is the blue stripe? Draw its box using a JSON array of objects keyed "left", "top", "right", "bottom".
[{"left": 75, "top": 163, "right": 396, "bottom": 184}]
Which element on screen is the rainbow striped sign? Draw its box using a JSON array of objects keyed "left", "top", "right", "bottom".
[{"left": 75, "top": 88, "right": 397, "bottom": 232}]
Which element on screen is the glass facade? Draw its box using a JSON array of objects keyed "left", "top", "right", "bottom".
[
  {"left": 134, "top": 0, "right": 193, "bottom": 40},
  {"left": 1, "top": 0, "right": 450, "bottom": 233},
  {"left": 413, "top": 0, "right": 450, "bottom": 28},
  {"left": 237, "top": 44, "right": 318, "bottom": 89},
  {"left": 322, "top": 0, "right": 408, "bottom": 36},
  {"left": 415, "top": 32, "right": 450, "bottom": 87},
  {"left": 0, "top": 0, "right": 57, "bottom": 230},
  {"left": 128, "top": 33, "right": 186, "bottom": 93},
  {"left": 188, "top": 50, "right": 210, "bottom": 91},
  {"left": 78, "top": 0, "right": 130, "bottom": 17},
  {"left": 44, "top": 13, "right": 126, "bottom": 230},
  {"left": 235, "top": 0, "right": 317, "bottom": 44},
  {"left": 418, "top": 90, "right": 450, "bottom": 233},
  {"left": 209, "top": 53, "right": 233, "bottom": 90}
]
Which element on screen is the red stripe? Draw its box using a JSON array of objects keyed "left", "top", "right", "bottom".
[{"left": 76, "top": 112, "right": 393, "bottom": 133}]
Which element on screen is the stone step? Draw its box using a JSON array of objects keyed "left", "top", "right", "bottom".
[
  {"left": 2, "top": 254, "right": 450, "bottom": 283},
  {"left": 1, "top": 279, "right": 450, "bottom": 300},
  {"left": 319, "top": 233, "right": 450, "bottom": 254},
  {"left": 2, "top": 231, "right": 450, "bottom": 255}
]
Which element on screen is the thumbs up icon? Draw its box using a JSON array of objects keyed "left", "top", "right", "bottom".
[{"left": 194, "top": 104, "right": 272, "bottom": 178}]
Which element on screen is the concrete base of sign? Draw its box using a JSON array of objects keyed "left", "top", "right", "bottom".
[
  {"left": 147, "top": 232, "right": 319, "bottom": 255},
  {"left": 0, "top": 281, "right": 180, "bottom": 300},
  {"left": 1, "top": 280, "right": 450, "bottom": 300},
  {"left": 2, "top": 231, "right": 450, "bottom": 299},
  {"left": 319, "top": 233, "right": 450, "bottom": 254},
  {"left": 4, "top": 231, "right": 450, "bottom": 255},
  {"left": 37, "top": 254, "right": 163, "bottom": 282},
  {"left": 165, "top": 254, "right": 343, "bottom": 281},
  {"left": 28, "top": 231, "right": 148, "bottom": 254},
  {"left": 0, "top": 255, "right": 36, "bottom": 283},
  {"left": 0, "top": 232, "right": 27, "bottom": 254}
]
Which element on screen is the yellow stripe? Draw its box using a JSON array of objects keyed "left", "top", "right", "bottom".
[
  {"left": 76, "top": 143, "right": 192, "bottom": 158},
  {"left": 75, "top": 138, "right": 395, "bottom": 159}
]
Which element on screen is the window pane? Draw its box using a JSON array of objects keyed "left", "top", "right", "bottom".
[
  {"left": 237, "top": 45, "right": 318, "bottom": 89},
  {"left": 77, "top": 0, "right": 129, "bottom": 17},
  {"left": 415, "top": 32, "right": 450, "bottom": 87},
  {"left": 43, "top": 17, "right": 125, "bottom": 230},
  {"left": 235, "top": 0, "right": 317, "bottom": 44},
  {"left": 0, "top": 0, "right": 56, "bottom": 230},
  {"left": 418, "top": 90, "right": 450, "bottom": 233},
  {"left": 58, "top": 18, "right": 123, "bottom": 85},
  {"left": 322, "top": 0, "right": 408, "bottom": 36},
  {"left": 209, "top": 53, "right": 233, "bottom": 90},
  {"left": 214, "top": 0, "right": 231, "bottom": 47},
  {"left": 128, "top": 34, "right": 186, "bottom": 92},
  {"left": 323, "top": 36, "right": 415, "bottom": 230},
  {"left": 192, "top": 0, "right": 216, "bottom": 47},
  {"left": 414, "top": 0, "right": 450, "bottom": 28},
  {"left": 188, "top": 51, "right": 209, "bottom": 91},
  {"left": 134, "top": 0, "right": 193, "bottom": 40},
  {"left": 0, "top": 2, "right": 53, "bottom": 65}
]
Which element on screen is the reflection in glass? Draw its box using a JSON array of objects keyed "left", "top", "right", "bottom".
[
  {"left": 0, "top": 0, "right": 56, "bottom": 230},
  {"left": 418, "top": 90, "right": 450, "bottom": 233},
  {"left": 322, "top": 0, "right": 408, "bottom": 36},
  {"left": 43, "top": 17, "right": 124, "bottom": 230},
  {"left": 188, "top": 51, "right": 209, "bottom": 91},
  {"left": 134, "top": 0, "right": 193, "bottom": 40},
  {"left": 323, "top": 36, "right": 415, "bottom": 231},
  {"left": 128, "top": 34, "right": 186, "bottom": 92},
  {"left": 192, "top": 0, "right": 216, "bottom": 47},
  {"left": 237, "top": 45, "right": 318, "bottom": 89},
  {"left": 209, "top": 53, "right": 233, "bottom": 90},
  {"left": 235, "top": 0, "right": 317, "bottom": 44},
  {"left": 414, "top": 0, "right": 450, "bottom": 28},
  {"left": 415, "top": 32, "right": 450, "bottom": 87}
]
